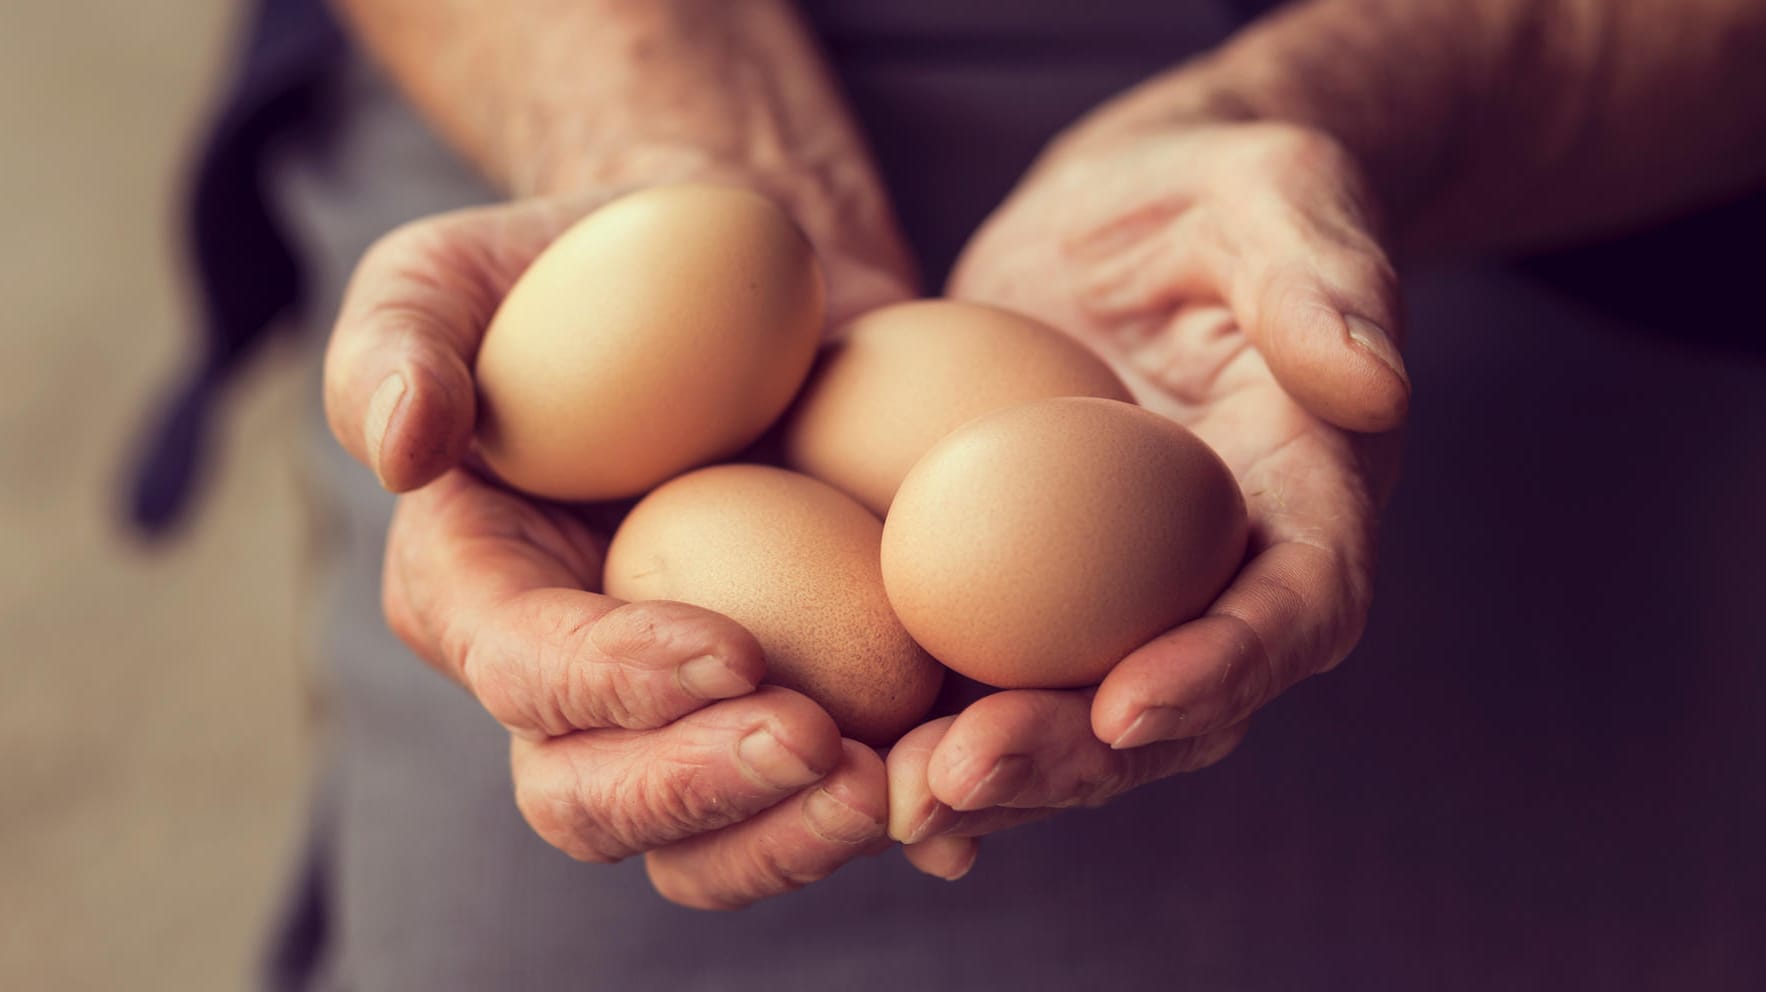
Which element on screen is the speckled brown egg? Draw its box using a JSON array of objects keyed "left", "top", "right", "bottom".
[
  {"left": 780, "top": 299, "right": 1132, "bottom": 515},
  {"left": 604, "top": 464, "right": 944, "bottom": 745},
  {"left": 474, "top": 184, "right": 824, "bottom": 501},
  {"left": 880, "top": 397, "right": 1247, "bottom": 689}
]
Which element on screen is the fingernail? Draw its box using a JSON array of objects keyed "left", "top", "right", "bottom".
[
  {"left": 676, "top": 655, "right": 753, "bottom": 700},
  {"left": 897, "top": 803, "right": 944, "bottom": 845},
  {"left": 1344, "top": 315, "right": 1410, "bottom": 390},
  {"left": 953, "top": 754, "right": 1032, "bottom": 812},
  {"left": 736, "top": 728, "right": 821, "bottom": 790},
  {"left": 804, "top": 788, "right": 884, "bottom": 846},
  {"left": 364, "top": 372, "right": 408, "bottom": 487},
  {"left": 1111, "top": 706, "right": 1185, "bottom": 750}
]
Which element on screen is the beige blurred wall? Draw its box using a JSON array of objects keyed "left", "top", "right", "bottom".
[{"left": 0, "top": 3, "right": 313, "bottom": 989}]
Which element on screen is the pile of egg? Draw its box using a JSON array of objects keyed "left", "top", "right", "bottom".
[{"left": 474, "top": 185, "right": 1246, "bottom": 745}]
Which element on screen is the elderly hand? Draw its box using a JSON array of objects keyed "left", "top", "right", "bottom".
[
  {"left": 324, "top": 188, "right": 915, "bottom": 909},
  {"left": 889, "top": 121, "right": 1408, "bottom": 880}
]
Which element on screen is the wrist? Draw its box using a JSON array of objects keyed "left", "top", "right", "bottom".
[{"left": 1045, "top": 17, "right": 1466, "bottom": 251}]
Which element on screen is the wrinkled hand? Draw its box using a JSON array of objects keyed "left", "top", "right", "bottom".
[
  {"left": 889, "top": 122, "right": 1408, "bottom": 879},
  {"left": 324, "top": 190, "right": 913, "bottom": 908}
]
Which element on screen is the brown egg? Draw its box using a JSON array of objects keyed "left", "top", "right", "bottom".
[
  {"left": 604, "top": 465, "right": 944, "bottom": 745},
  {"left": 475, "top": 184, "right": 824, "bottom": 501},
  {"left": 881, "top": 397, "right": 1247, "bottom": 689},
  {"left": 780, "top": 299, "right": 1132, "bottom": 515}
]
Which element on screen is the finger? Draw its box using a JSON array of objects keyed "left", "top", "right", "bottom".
[
  {"left": 512, "top": 686, "right": 845, "bottom": 866},
  {"left": 323, "top": 202, "right": 577, "bottom": 490},
  {"left": 903, "top": 744, "right": 1235, "bottom": 839},
  {"left": 927, "top": 691, "right": 1248, "bottom": 812},
  {"left": 902, "top": 834, "right": 981, "bottom": 881},
  {"left": 1235, "top": 252, "right": 1406, "bottom": 435},
  {"left": 1075, "top": 128, "right": 1407, "bottom": 433},
  {"left": 386, "top": 471, "right": 765, "bottom": 736},
  {"left": 887, "top": 712, "right": 1057, "bottom": 844},
  {"left": 1095, "top": 540, "right": 1367, "bottom": 749},
  {"left": 1216, "top": 132, "right": 1406, "bottom": 433},
  {"left": 644, "top": 739, "right": 889, "bottom": 910},
  {"left": 885, "top": 715, "right": 961, "bottom": 844},
  {"left": 913, "top": 803, "right": 1061, "bottom": 840}
]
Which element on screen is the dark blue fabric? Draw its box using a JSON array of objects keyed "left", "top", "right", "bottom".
[{"left": 125, "top": 0, "right": 342, "bottom": 536}]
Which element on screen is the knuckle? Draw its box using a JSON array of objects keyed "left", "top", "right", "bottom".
[
  {"left": 648, "top": 845, "right": 759, "bottom": 913},
  {"left": 638, "top": 758, "right": 725, "bottom": 839},
  {"left": 1218, "top": 610, "right": 1282, "bottom": 720},
  {"left": 458, "top": 587, "right": 690, "bottom": 736},
  {"left": 355, "top": 223, "right": 491, "bottom": 349},
  {"left": 1295, "top": 541, "right": 1373, "bottom": 675},
  {"left": 1325, "top": 247, "right": 1397, "bottom": 298},
  {"left": 584, "top": 782, "right": 654, "bottom": 859},
  {"left": 1249, "top": 123, "right": 1354, "bottom": 183},
  {"left": 562, "top": 603, "right": 689, "bottom": 731},
  {"left": 513, "top": 759, "right": 622, "bottom": 864},
  {"left": 356, "top": 298, "right": 446, "bottom": 362},
  {"left": 669, "top": 821, "right": 834, "bottom": 911},
  {"left": 647, "top": 863, "right": 728, "bottom": 912},
  {"left": 732, "top": 831, "right": 821, "bottom": 896},
  {"left": 543, "top": 607, "right": 624, "bottom": 730},
  {"left": 1317, "top": 250, "right": 1401, "bottom": 328},
  {"left": 359, "top": 218, "right": 466, "bottom": 293},
  {"left": 362, "top": 218, "right": 429, "bottom": 269},
  {"left": 587, "top": 749, "right": 732, "bottom": 859},
  {"left": 457, "top": 604, "right": 533, "bottom": 727},
  {"left": 1319, "top": 578, "right": 1373, "bottom": 675},
  {"left": 590, "top": 601, "right": 675, "bottom": 666},
  {"left": 466, "top": 596, "right": 613, "bottom": 735},
  {"left": 1075, "top": 767, "right": 1128, "bottom": 808}
]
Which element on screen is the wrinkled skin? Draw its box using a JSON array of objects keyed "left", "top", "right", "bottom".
[
  {"left": 325, "top": 188, "right": 917, "bottom": 910},
  {"left": 323, "top": 120, "right": 1408, "bottom": 900},
  {"left": 889, "top": 123, "right": 1408, "bottom": 879}
]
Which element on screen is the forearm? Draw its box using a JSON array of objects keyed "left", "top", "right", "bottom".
[
  {"left": 1070, "top": 0, "right": 1766, "bottom": 254},
  {"left": 330, "top": 0, "right": 900, "bottom": 257}
]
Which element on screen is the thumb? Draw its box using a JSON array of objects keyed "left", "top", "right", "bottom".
[
  {"left": 322, "top": 200, "right": 582, "bottom": 491},
  {"left": 1065, "top": 127, "right": 1411, "bottom": 433},
  {"left": 1225, "top": 130, "right": 1409, "bottom": 433},
  {"left": 1236, "top": 248, "right": 1410, "bottom": 433}
]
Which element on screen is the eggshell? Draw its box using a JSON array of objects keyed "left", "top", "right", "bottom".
[
  {"left": 881, "top": 397, "right": 1247, "bottom": 689},
  {"left": 475, "top": 184, "right": 825, "bottom": 501},
  {"left": 781, "top": 299, "right": 1132, "bottom": 514},
  {"left": 604, "top": 464, "right": 944, "bottom": 745}
]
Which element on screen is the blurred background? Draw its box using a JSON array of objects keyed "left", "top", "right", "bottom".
[
  {"left": 4, "top": 2, "right": 1765, "bottom": 989},
  {"left": 1, "top": 3, "right": 310, "bottom": 988}
]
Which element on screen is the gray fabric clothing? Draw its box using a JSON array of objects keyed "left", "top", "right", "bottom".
[{"left": 267, "top": 7, "right": 1766, "bottom": 989}]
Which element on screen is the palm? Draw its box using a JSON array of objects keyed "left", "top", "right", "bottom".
[
  {"left": 342, "top": 183, "right": 925, "bottom": 908},
  {"left": 358, "top": 183, "right": 918, "bottom": 566},
  {"left": 885, "top": 127, "right": 1407, "bottom": 872},
  {"left": 950, "top": 224, "right": 1385, "bottom": 633}
]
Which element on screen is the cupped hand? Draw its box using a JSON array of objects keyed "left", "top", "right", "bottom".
[
  {"left": 324, "top": 188, "right": 915, "bottom": 908},
  {"left": 890, "top": 122, "right": 1408, "bottom": 879}
]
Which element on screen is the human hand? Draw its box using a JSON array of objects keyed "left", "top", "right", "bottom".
[
  {"left": 888, "top": 122, "right": 1407, "bottom": 879},
  {"left": 324, "top": 188, "right": 916, "bottom": 908}
]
